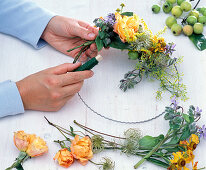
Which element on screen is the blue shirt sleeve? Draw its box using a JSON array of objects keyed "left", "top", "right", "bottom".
[
  {"left": 0, "top": 81, "right": 25, "bottom": 118},
  {"left": 0, "top": 0, "right": 55, "bottom": 49},
  {"left": 0, "top": 0, "right": 56, "bottom": 118}
]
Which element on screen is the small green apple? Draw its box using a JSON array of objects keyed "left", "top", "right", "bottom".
[
  {"left": 128, "top": 51, "right": 139, "bottom": 60},
  {"left": 171, "top": 24, "right": 182, "bottom": 35},
  {"left": 189, "top": 10, "right": 200, "bottom": 19},
  {"left": 166, "top": 0, "right": 176, "bottom": 4},
  {"left": 172, "top": 6, "right": 183, "bottom": 18},
  {"left": 177, "top": 0, "right": 185, "bottom": 5},
  {"left": 199, "top": 7, "right": 206, "bottom": 14},
  {"left": 183, "top": 25, "right": 193, "bottom": 36},
  {"left": 152, "top": 5, "right": 161, "bottom": 14},
  {"left": 163, "top": 2, "right": 173, "bottom": 13},
  {"left": 198, "top": 16, "right": 206, "bottom": 25},
  {"left": 166, "top": 16, "right": 177, "bottom": 28},
  {"left": 180, "top": 1, "right": 192, "bottom": 12},
  {"left": 193, "top": 23, "right": 204, "bottom": 34},
  {"left": 186, "top": 16, "right": 197, "bottom": 25}
]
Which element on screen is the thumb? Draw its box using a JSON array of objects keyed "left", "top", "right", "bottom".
[
  {"left": 48, "top": 63, "right": 81, "bottom": 75},
  {"left": 74, "top": 26, "right": 96, "bottom": 40}
]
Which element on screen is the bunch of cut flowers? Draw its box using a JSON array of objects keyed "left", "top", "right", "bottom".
[
  {"left": 68, "top": 4, "right": 187, "bottom": 101},
  {"left": 45, "top": 97, "right": 205, "bottom": 170}
]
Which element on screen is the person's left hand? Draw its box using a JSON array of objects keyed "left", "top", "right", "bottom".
[{"left": 41, "top": 16, "right": 99, "bottom": 61}]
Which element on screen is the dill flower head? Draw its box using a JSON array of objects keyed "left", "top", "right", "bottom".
[
  {"left": 91, "top": 135, "right": 104, "bottom": 153},
  {"left": 122, "top": 128, "right": 142, "bottom": 155},
  {"left": 99, "top": 157, "right": 115, "bottom": 170}
]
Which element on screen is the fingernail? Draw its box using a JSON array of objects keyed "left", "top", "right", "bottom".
[
  {"left": 88, "top": 33, "right": 95, "bottom": 38},
  {"left": 90, "top": 71, "right": 94, "bottom": 76}
]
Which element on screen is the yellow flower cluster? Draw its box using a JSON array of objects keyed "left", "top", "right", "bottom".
[
  {"left": 113, "top": 12, "right": 167, "bottom": 55},
  {"left": 169, "top": 134, "right": 199, "bottom": 170},
  {"left": 54, "top": 135, "right": 93, "bottom": 168},
  {"left": 14, "top": 131, "right": 48, "bottom": 157}
]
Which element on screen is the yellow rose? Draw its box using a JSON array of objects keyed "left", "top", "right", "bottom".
[
  {"left": 54, "top": 148, "right": 74, "bottom": 168},
  {"left": 13, "top": 131, "right": 29, "bottom": 152},
  {"left": 70, "top": 135, "right": 93, "bottom": 165},
  {"left": 114, "top": 12, "right": 139, "bottom": 42},
  {"left": 26, "top": 136, "right": 48, "bottom": 157}
]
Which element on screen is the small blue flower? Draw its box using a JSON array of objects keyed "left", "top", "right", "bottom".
[
  {"left": 195, "top": 106, "right": 202, "bottom": 118},
  {"left": 171, "top": 96, "right": 178, "bottom": 109},
  {"left": 165, "top": 43, "right": 176, "bottom": 55},
  {"left": 104, "top": 13, "right": 116, "bottom": 26},
  {"left": 198, "top": 125, "right": 206, "bottom": 139}
]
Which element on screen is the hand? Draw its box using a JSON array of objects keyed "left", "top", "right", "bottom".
[
  {"left": 16, "top": 63, "right": 93, "bottom": 112},
  {"left": 41, "top": 16, "right": 99, "bottom": 61}
]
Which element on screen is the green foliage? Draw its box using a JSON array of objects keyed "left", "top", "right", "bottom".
[
  {"left": 180, "top": 125, "right": 191, "bottom": 140},
  {"left": 139, "top": 135, "right": 164, "bottom": 149},
  {"left": 189, "top": 33, "right": 206, "bottom": 51},
  {"left": 95, "top": 35, "right": 104, "bottom": 51},
  {"left": 163, "top": 103, "right": 199, "bottom": 142},
  {"left": 146, "top": 158, "right": 169, "bottom": 168},
  {"left": 121, "top": 12, "right": 134, "bottom": 16},
  {"left": 109, "top": 35, "right": 131, "bottom": 50},
  {"left": 16, "top": 164, "right": 24, "bottom": 170},
  {"left": 70, "top": 126, "right": 76, "bottom": 137}
]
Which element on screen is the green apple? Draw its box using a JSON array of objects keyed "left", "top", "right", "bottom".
[
  {"left": 128, "top": 51, "right": 139, "bottom": 60},
  {"left": 186, "top": 16, "right": 197, "bottom": 25},
  {"left": 189, "top": 10, "right": 200, "bottom": 19},
  {"left": 166, "top": 0, "right": 176, "bottom": 4},
  {"left": 183, "top": 25, "right": 193, "bottom": 36},
  {"left": 172, "top": 6, "right": 183, "bottom": 18},
  {"left": 198, "top": 16, "right": 206, "bottom": 25},
  {"left": 166, "top": 16, "right": 177, "bottom": 28},
  {"left": 177, "top": 0, "right": 185, "bottom": 5},
  {"left": 199, "top": 7, "right": 206, "bottom": 14},
  {"left": 163, "top": 2, "right": 173, "bottom": 13},
  {"left": 171, "top": 24, "right": 182, "bottom": 35},
  {"left": 152, "top": 5, "right": 161, "bottom": 14},
  {"left": 203, "top": 10, "right": 206, "bottom": 16},
  {"left": 180, "top": 1, "right": 192, "bottom": 12},
  {"left": 193, "top": 23, "right": 204, "bottom": 34}
]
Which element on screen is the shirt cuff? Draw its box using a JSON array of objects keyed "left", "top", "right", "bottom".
[{"left": 0, "top": 80, "right": 25, "bottom": 118}]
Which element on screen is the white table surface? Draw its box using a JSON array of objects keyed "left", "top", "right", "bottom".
[{"left": 0, "top": 0, "right": 206, "bottom": 169}]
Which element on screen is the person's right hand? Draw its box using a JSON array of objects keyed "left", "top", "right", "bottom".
[{"left": 16, "top": 63, "right": 93, "bottom": 112}]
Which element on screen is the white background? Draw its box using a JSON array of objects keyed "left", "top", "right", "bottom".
[{"left": 0, "top": 0, "right": 206, "bottom": 169}]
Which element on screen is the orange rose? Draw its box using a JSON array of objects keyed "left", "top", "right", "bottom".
[
  {"left": 54, "top": 148, "right": 74, "bottom": 168},
  {"left": 114, "top": 12, "right": 139, "bottom": 42},
  {"left": 26, "top": 136, "right": 48, "bottom": 157},
  {"left": 70, "top": 135, "right": 93, "bottom": 165},
  {"left": 14, "top": 131, "right": 29, "bottom": 152}
]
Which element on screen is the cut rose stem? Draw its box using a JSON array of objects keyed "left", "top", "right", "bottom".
[{"left": 73, "top": 120, "right": 126, "bottom": 140}]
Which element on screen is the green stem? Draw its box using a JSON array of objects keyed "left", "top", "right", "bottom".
[
  {"left": 73, "top": 45, "right": 89, "bottom": 64},
  {"left": 67, "top": 41, "right": 93, "bottom": 53},
  {"left": 72, "top": 41, "right": 95, "bottom": 64},
  {"left": 89, "top": 160, "right": 103, "bottom": 166},
  {"left": 6, "top": 152, "right": 29, "bottom": 170},
  {"left": 134, "top": 132, "right": 171, "bottom": 169}
]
